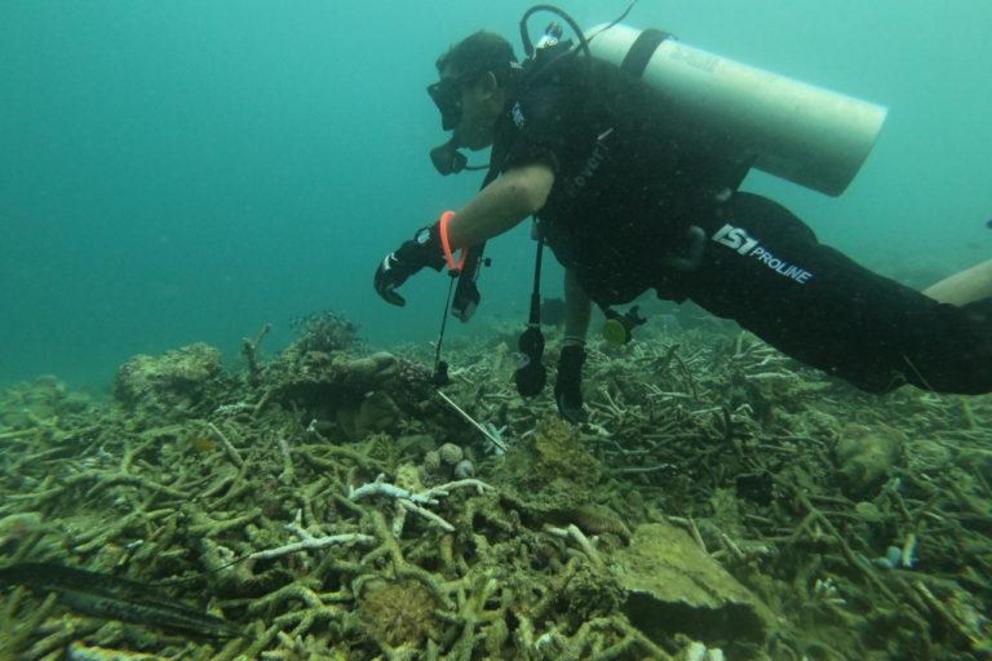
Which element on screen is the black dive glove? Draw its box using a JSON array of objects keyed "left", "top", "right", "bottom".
[
  {"left": 555, "top": 344, "right": 588, "bottom": 423},
  {"left": 374, "top": 223, "right": 446, "bottom": 306}
]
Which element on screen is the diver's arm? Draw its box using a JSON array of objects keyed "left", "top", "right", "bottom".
[
  {"left": 373, "top": 161, "right": 553, "bottom": 307},
  {"left": 446, "top": 162, "right": 555, "bottom": 249},
  {"left": 563, "top": 268, "right": 591, "bottom": 343}
]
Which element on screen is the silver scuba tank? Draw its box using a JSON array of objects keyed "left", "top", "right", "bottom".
[{"left": 586, "top": 23, "right": 888, "bottom": 197}]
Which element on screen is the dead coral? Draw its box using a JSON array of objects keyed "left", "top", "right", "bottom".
[
  {"left": 357, "top": 578, "right": 441, "bottom": 648},
  {"left": 289, "top": 309, "right": 361, "bottom": 355},
  {"left": 501, "top": 416, "right": 601, "bottom": 501},
  {"left": 1, "top": 318, "right": 991, "bottom": 660},
  {"left": 113, "top": 343, "right": 226, "bottom": 420}
]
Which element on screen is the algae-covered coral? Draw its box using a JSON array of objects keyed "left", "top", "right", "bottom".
[{"left": 1, "top": 315, "right": 990, "bottom": 659}]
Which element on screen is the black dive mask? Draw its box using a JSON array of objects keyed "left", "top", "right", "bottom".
[
  {"left": 427, "top": 73, "right": 489, "bottom": 176},
  {"left": 427, "top": 74, "right": 472, "bottom": 131}
]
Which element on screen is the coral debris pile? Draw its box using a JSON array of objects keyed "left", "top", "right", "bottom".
[{"left": 1, "top": 316, "right": 990, "bottom": 659}]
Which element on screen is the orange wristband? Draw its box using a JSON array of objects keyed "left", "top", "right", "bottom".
[{"left": 438, "top": 210, "right": 466, "bottom": 272}]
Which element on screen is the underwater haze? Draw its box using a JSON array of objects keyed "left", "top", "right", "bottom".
[{"left": 1, "top": 0, "right": 990, "bottom": 388}]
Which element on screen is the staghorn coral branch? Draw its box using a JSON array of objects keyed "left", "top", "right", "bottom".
[
  {"left": 248, "top": 510, "right": 374, "bottom": 562},
  {"left": 349, "top": 475, "right": 495, "bottom": 533},
  {"left": 207, "top": 422, "right": 244, "bottom": 468}
]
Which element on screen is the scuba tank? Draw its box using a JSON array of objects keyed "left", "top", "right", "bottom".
[
  {"left": 432, "top": 9, "right": 887, "bottom": 197},
  {"left": 585, "top": 23, "right": 887, "bottom": 197}
]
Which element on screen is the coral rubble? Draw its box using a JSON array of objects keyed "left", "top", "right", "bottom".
[{"left": 1, "top": 316, "right": 991, "bottom": 659}]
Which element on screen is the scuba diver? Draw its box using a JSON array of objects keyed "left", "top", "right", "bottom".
[{"left": 373, "top": 16, "right": 992, "bottom": 423}]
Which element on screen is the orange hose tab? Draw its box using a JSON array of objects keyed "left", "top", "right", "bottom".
[{"left": 438, "top": 210, "right": 466, "bottom": 273}]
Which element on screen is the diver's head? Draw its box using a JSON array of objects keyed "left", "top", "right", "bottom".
[{"left": 429, "top": 31, "right": 518, "bottom": 150}]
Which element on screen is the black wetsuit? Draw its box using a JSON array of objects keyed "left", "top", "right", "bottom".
[{"left": 489, "top": 54, "right": 992, "bottom": 395}]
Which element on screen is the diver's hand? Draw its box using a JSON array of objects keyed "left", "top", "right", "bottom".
[
  {"left": 555, "top": 344, "right": 588, "bottom": 423},
  {"left": 374, "top": 223, "right": 446, "bottom": 306}
]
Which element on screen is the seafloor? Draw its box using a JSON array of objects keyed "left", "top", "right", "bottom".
[{"left": 0, "top": 311, "right": 989, "bottom": 660}]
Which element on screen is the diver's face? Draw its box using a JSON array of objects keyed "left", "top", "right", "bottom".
[{"left": 443, "top": 70, "right": 503, "bottom": 151}]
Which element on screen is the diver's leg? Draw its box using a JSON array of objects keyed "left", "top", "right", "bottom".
[
  {"left": 923, "top": 258, "right": 992, "bottom": 306},
  {"left": 680, "top": 193, "right": 992, "bottom": 394}
]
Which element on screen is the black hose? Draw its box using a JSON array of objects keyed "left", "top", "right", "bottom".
[{"left": 519, "top": 4, "right": 591, "bottom": 59}]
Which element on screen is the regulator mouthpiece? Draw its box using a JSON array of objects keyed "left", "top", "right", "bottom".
[{"left": 430, "top": 139, "right": 468, "bottom": 176}]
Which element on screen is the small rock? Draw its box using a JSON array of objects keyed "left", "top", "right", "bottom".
[
  {"left": 854, "top": 501, "right": 884, "bottom": 523},
  {"left": 681, "top": 642, "right": 725, "bottom": 661},
  {"left": 438, "top": 443, "right": 464, "bottom": 466},
  {"left": 453, "top": 459, "right": 475, "bottom": 479},
  {"left": 835, "top": 424, "right": 904, "bottom": 498},
  {"left": 423, "top": 450, "right": 442, "bottom": 475}
]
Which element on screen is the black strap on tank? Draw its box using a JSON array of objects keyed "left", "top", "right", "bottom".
[{"left": 619, "top": 28, "right": 671, "bottom": 78}]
